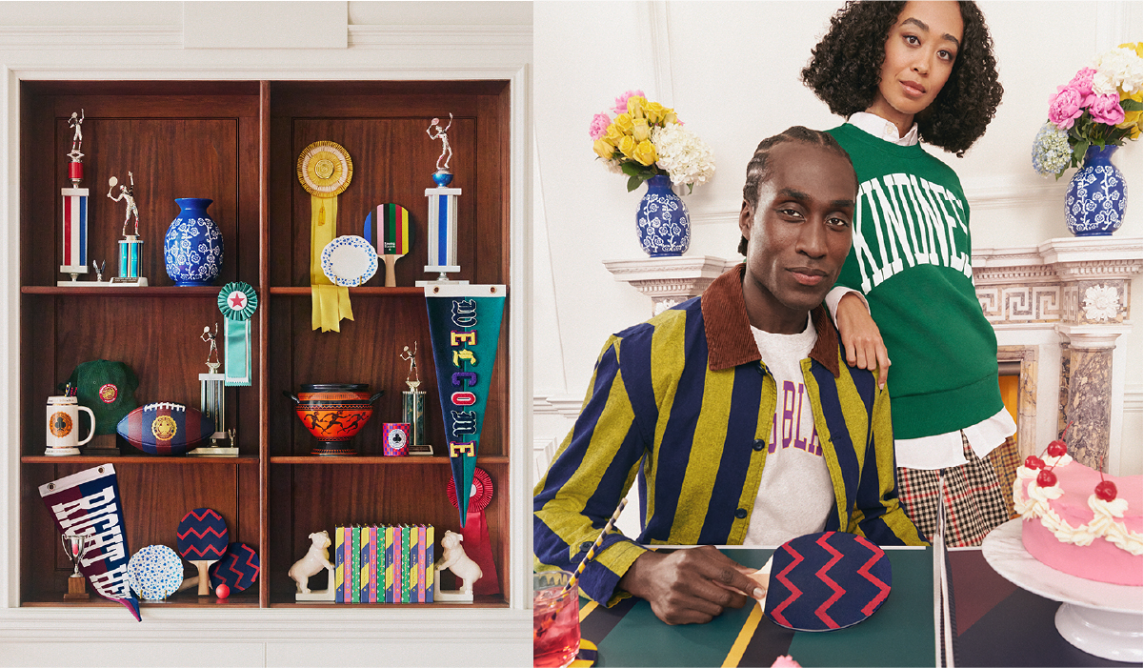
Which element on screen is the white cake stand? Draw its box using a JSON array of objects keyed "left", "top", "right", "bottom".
[{"left": 982, "top": 519, "right": 1142, "bottom": 662}]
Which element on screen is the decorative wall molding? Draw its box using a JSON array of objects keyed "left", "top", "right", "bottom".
[
  {"left": 0, "top": 26, "right": 182, "bottom": 48},
  {"left": 1125, "top": 385, "right": 1143, "bottom": 412},
  {"left": 348, "top": 25, "right": 531, "bottom": 49},
  {"left": 603, "top": 255, "right": 735, "bottom": 315},
  {"left": 533, "top": 394, "right": 584, "bottom": 418},
  {"left": 974, "top": 238, "right": 1142, "bottom": 325}
]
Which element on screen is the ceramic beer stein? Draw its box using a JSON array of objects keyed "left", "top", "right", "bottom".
[{"left": 46, "top": 396, "right": 95, "bottom": 456}]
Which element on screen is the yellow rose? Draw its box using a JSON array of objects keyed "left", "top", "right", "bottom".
[
  {"left": 632, "top": 140, "right": 657, "bottom": 167},
  {"left": 1118, "top": 89, "right": 1142, "bottom": 136},
  {"left": 1119, "top": 42, "right": 1143, "bottom": 58},
  {"left": 617, "top": 135, "right": 637, "bottom": 159},
  {"left": 632, "top": 118, "right": 651, "bottom": 142},
  {"left": 604, "top": 123, "right": 626, "bottom": 144},
  {"left": 626, "top": 95, "right": 647, "bottom": 119},
  {"left": 613, "top": 113, "right": 634, "bottom": 134},
  {"left": 593, "top": 138, "right": 616, "bottom": 160},
  {"left": 643, "top": 102, "right": 666, "bottom": 124},
  {"left": 663, "top": 109, "right": 678, "bottom": 124}
]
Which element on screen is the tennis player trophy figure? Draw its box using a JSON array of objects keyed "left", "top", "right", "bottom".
[
  {"left": 108, "top": 171, "right": 148, "bottom": 286},
  {"left": 401, "top": 342, "right": 432, "bottom": 455},
  {"left": 190, "top": 324, "right": 236, "bottom": 457},
  {"left": 418, "top": 113, "right": 468, "bottom": 286},
  {"left": 59, "top": 110, "right": 91, "bottom": 286}
]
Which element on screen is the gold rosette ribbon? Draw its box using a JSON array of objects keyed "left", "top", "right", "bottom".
[{"left": 298, "top": 141, "right": 354, "bottom": 332}]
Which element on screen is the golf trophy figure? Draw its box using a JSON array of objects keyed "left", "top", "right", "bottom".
[
  {"left": 59, "top": 110, "right": 91, "bottom": 286},
  {"left": 418, "top": 113, "right": 468, "bottom": 286},
  {"left": 108, "top": 171, "right": 148, "bottom": 286},
  {"left": 189, "top": 324, "right": 237, "bottom": 456},
  {"left": 402, "top": 342, "right": 432, "bottom": 455}
]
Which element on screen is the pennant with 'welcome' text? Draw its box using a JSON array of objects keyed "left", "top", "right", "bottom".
[{"left": 425, "top": 284, "right": 505, "bottom": 526}]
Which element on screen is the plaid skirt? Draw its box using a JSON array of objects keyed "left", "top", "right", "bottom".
[{"left": 896, "top": 434, "right": 1011, "bottom": 547}]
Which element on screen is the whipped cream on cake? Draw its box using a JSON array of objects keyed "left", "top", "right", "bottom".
[{"left": 1014, "top": 450, "right": 1142, "bottom": 586}]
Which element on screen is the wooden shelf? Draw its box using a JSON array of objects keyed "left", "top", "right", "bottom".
[
  {"left": 19, "top": 78, "right": 513, "bottom": 612},
  {"left": 269, "top": 286, "right": 424, "bottom": 296},
  {"left": 269, "top": 456, "right": 509, "bottom": 465},
  {"left": 270, "top": 595, "right": 507, "bottom": 609},
  {"left": 21, "top": 285, "right": 256, "bottom": 297},
  {"left": 22, "top": 455, "right": 260, "bottom": 465},
  {"left": 22, "top": 588, "right": 260, "bottom": 608}
]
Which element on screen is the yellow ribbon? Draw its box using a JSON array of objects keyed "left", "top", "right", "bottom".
[{"left": 310, "top": 195, "right": 353, "bottom": 332}]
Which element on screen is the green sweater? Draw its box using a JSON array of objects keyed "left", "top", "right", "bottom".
[{"left": 828, "top": 123, "right": 1003, "bottom": 439}]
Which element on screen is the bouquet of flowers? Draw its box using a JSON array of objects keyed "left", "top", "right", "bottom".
[
  {"left": 1032, "top": 42, "right": 1142, "bottom": 178},
  {"left": 590, "top": 90, "right": 715, "bottom": 193}
]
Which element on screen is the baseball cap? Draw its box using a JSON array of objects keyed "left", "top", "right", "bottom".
[{"left": 60, "top": 359, "right": 140, "bottom": 435}]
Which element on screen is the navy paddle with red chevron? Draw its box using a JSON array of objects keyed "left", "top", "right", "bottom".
[
  {"left": 764, "top": 531, "right": 892, "bottom": 632},
  {"left": 176, "top": 507, "right": 228, "bottom": 596},
  {"left": 209, "top": 542, "right": 260, "bottom": 593}
]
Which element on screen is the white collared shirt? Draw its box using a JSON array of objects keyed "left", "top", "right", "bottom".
[{"left": 847, "top": 111, "right": 920, "bottom": 146}]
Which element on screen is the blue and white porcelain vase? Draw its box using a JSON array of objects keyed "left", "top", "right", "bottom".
[
  {"left": 1065, "top": 145, "right": 1126, "bottom": 237},
  {"left": 164, "top": 198, "right": 224, "bottom": 286},
  {"left": 636, "top": 174, "right": 690, "bottom": 257}
]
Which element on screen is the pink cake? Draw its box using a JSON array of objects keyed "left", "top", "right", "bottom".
[{"left": 1013, "top": 452, "right": 1142, "bottom": 586}]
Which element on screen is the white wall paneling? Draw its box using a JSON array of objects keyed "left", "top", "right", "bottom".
[{"left": 0, "top": 2, "right": 531, "bottom": 666}]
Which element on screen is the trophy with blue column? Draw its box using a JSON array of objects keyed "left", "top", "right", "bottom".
[
  {"left": 107, "top": 171, "right": 148, "bottom": 286},
  {"left": 417, "top": 113, "right": 469, "bottom": 286}
]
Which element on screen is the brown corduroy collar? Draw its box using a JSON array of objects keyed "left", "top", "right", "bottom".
[{"left": 700, "top": 263, "right": 841, "bottom": 377}]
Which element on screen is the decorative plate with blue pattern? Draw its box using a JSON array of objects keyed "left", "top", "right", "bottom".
[
  {"left": 321, "top": 235, "right": 377, "bottom": 287},
  {"left": 126, "top": 544, "right": 184, "bottom": 601}
]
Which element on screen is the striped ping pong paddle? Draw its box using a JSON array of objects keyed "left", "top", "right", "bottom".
[
  {"left": 364, "top": 203, "right": 411, "bottom": 287},
  {"left": 176, "top": 507, "right": 229, "bottom": 596}
]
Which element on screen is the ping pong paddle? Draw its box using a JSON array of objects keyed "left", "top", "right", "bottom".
[
  {"left": 176, "top": 507, "right": 228, "bottom": 596},
  {"left": 209, "top": 542, "right": 260, "bottom": 594},
  {"left": 364, "top": 203, "right": 410, "bottom": 287}
]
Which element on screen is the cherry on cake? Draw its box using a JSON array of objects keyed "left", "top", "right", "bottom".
[{"left": 1014, "top": 450, "right": 1142, "bottom": 586}]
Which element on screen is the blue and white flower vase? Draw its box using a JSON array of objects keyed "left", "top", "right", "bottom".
[
  {"left": 637, "top": 174, "right": 690, "bottom": 257},
  {"left": 164, "top": 198, "right": 224, "bottom": 286},
  {"left": 1065, "top": 145, "right": 1126, "bottom": 237}
]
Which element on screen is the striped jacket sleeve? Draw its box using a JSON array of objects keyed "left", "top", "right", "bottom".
[
  {"left": 533, "top": 333, "right": 651, "bottom": 606},
  {"left": 849, "top": 369, "right": 928, "bottom": 546}
]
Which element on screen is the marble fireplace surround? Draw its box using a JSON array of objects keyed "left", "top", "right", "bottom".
[{"left": 604, "top": 236, "right": 1142, "bottom": 474}]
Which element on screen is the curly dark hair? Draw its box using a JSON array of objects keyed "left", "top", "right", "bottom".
[
  {"left": 738, "top": 126, "right": 854, "bottom": 256},
  {"left": 800, "top": 1, "right": 1003, "bottom": 157}
]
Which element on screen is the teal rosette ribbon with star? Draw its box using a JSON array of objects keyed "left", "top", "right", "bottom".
[{"left": 217, "top": 282, "right": 258, "bottom": 386}]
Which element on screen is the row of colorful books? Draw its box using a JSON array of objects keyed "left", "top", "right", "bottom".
[{"left": 333, "top": 524, "right": 434, "bottom": 603}]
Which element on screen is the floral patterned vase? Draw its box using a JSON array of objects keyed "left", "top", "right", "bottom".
[
  {"left": 164, "top": 198, "right": 224, "bottom": 286},
  {"left": 637, "top": 174, "right": 690, "bottom": 257},
  {"left": 1065, "top": 145, "right": 1126, "bottom": 236}
]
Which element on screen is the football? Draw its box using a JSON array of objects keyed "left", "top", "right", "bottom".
[{"left": 116, "top": 402, "right": 214, "bottom": 455}]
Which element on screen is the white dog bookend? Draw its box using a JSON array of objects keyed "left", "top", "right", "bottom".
[
  {"left": 434, "top": 530, "right": 482, "bottom": 602},
  {"left": 290, "top": 530, "right": 336, "bottom": 602}
]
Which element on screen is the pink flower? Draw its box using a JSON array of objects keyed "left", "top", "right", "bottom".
[
  {"left": 1069, "top": 67, "right": 1098, "bottom": 98},
  {"left": 771, "top": 656, "right": 801, "bottom": 668},
  {"left": 1088, "top": 92, "right": 1126, "bottom": 125},
  {"left": 588, "top": 112, "right": 611, "bottom": 140},
  {"left": 613, "top": 90, "right": 646, "bottom": 115},
  {"left": 1048, "top": 84, "right": 1087, "bottom": 130}
]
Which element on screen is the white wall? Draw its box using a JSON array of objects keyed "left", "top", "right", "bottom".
[{"left": 533, "top": 1, "right": 1144, "bottom": 479}]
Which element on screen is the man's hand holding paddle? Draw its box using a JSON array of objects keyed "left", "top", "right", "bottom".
[{"left": 619, "top": 546, "right": 766, "bottom": 625}]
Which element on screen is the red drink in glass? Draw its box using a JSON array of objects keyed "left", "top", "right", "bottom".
[{"left": 533, "top": 571, "right": 580, "bottom": 668}]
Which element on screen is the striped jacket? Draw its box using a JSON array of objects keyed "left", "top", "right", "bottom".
[{"left": 534, "top": 264, "right": 925, "bottom": 606}]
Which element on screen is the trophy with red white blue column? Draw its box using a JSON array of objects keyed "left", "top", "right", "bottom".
[
  {"left": 417, "top": 113, "right": 468, "bottom": 286},
  {"left": 58, "top": 110, "right": 90, "bottom": 286}
]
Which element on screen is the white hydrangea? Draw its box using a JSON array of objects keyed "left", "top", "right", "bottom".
[
  {"left": 651, "top": 123, "right": 715, "bottom": 189},
  {"left": 1092, "top": 45, "right": 1143, "bottom": 95}
]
